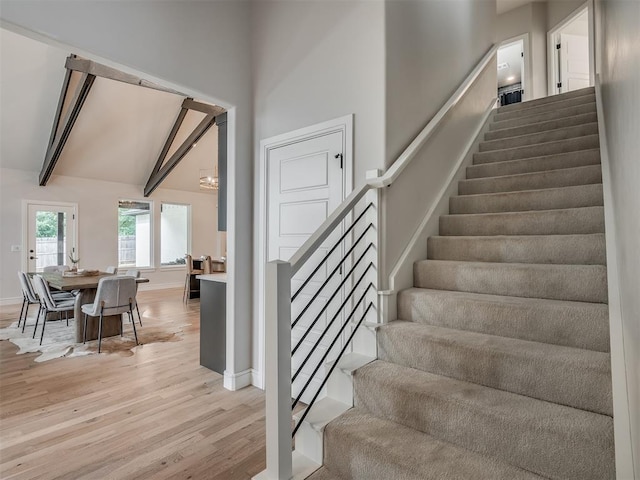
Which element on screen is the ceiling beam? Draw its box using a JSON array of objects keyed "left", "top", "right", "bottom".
[
  {"left": 149, "top": 105, "right": 189, "bottom": 180},
  {"left": 144, "top": 114, "right": 216, "bottom": 197},
  {"left": 65, "top": 55, "right": 185, "bottom": 96},
  {"left": 39, "top": 72, "right": 95, "bottom": 186},
  {"left": 182, "top": 98, "right": 226, "bottom": 117}
]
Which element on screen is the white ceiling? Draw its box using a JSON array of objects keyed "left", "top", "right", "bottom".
[
  {"left": 497, "top": 41, "right": 523, "bottom": 88},
  {"left": 0, "top": 28, "right": 218, "bottom": 194}
]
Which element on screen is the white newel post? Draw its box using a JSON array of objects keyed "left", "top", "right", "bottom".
[{"left": 265, "top": 260, "right": 293, "bottom": 480}]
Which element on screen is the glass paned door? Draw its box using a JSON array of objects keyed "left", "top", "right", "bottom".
[{"left": 26, "top": 203, "right": 77, "bottom": 272}]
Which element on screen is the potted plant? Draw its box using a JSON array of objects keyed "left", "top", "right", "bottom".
[{"left": 68, "top": 253, "right": 80, "bottom": 272}]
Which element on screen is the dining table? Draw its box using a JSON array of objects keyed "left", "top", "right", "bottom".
[{"left": 39, "top": 271, "right": 149, "bottom": 343}]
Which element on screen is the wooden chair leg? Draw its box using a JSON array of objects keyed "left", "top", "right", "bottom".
[{"left": 183, "top": 274, "right": 189, "bottom": 303}]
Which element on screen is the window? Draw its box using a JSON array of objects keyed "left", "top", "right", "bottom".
[
  {"left": 161, "top": 203, "right": 190, "bottom": 266},
  {"left": 118, "top": 200, "right": 152, "bottom": 268}
]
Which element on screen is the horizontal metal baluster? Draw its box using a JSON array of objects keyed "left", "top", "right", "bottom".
[
  {"left": 291, "top": 224, "right": 372, "bottom": 326},
  {"left": 292, "top": 302, "right": 375, "bottom": 437},
  {"left": 292, "top": 274, "right": 373, "bottom": 380},
  {"left": 291, "top": 242, "right": 373, "bottom": 330},
  {"left": 292, "top": 259, "right": 373, "bottom": 355},
  {"left": 292, "top": 282, "right": 374, "bottom": 407},
  {"left": 292, "top": 203, "right": 373, "bottom": 302}
]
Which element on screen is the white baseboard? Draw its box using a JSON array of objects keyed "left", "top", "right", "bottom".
[
  {"left": 224, "top": 368, "right": 252, "bottom": 391},
  {"left": 251, "top": 368, "right": 264, "bottom": 390},
  {"left": 0, "top": 296, "right": 23, "bottom": 307}
]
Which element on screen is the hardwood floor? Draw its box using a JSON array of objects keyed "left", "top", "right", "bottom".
[{"left": 0, "top": 288, "right": 266, "bottom": 480}]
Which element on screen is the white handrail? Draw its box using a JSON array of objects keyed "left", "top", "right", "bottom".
[
  {"left": 367, "top": 44, "right": 498, "bottom": 189},
  {"left": 287, "top": 44, "right": 497, "bottom": 276}
]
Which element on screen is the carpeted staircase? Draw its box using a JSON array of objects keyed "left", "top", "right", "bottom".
[{"left": 308, "top": 87, "right": 615, "bottom": 480}]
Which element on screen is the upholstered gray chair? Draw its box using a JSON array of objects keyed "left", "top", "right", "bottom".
[
  {"left": 125, "top": 269, "right": 143, "bottom": 326},
  {"left": 18, "top": 272, "right": 74, "bottom": 333},
  {"left": 31, "top": 274, "right": 75, "bottom": 345},
  {"left": 42, "top": 265, "right": 70, "bottom": 273},
  {"left": 105, "top": 266, "right": 118, "bottom": 274},
  {"left": 81, "top": 276, "right": 138, "bottom": 353}
]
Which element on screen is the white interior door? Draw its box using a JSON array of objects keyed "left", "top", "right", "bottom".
[
  {"left": 560, "top": 33, "right": 590, "bottom": 93},
  {"left": 267, "top": 130, "right": 345, "bottom": 403},
  {"left": 26, "top": 203, "right": 77, "bottom": 272}
]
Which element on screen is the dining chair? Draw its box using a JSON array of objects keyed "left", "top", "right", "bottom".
[
  {"left": 43, "top": 265, "right": 70, "bottom": 273},
  {"left": 183, "top": 254, "right": 203, "bottom": 303},
  {"left": 105, "top": 266, "right": 118, "bottom": 274},
  {"left": 31, "top": 274, "right": 75, "bottom": 345},
  {"left": 17, "top": 272, "right": 74, "bottom": 333},
  {"left": 81, "top": 276, "right": 138, "bottom": 353},
  {"left": 125, "top": 269, "right": 143, "bottom": 326},
  {"left": 202, "top": 255, "right": 212, "bottom": 274}
]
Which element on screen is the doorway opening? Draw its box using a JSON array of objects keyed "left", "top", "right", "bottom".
[
  {"left": 497, "top": 37, "right": 526, "bottom": 106},
  {"left": 548, "top": 4, "right": 593, "bottom": 95}
]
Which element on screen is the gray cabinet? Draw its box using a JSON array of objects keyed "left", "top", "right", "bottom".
[{"left": 199, "top": 278, "right": 226, "bottom": 374}]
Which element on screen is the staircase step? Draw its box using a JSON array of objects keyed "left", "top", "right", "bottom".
[
  {"left": 494, "top": 94, "right": 595, "bottom": 123},
  {"left": 485, "top": 112, "right": 598, "bottom": 141},
  {"left": 440, "top": 206, "right": 604, "bottom": 236},
  {"left": 354, "top": 360, "right": 614, "bottom": 480},
  {"left": 451, "top": 184, "right": 603, "bottom": 214},
  {"left": 466, "top": 149, "right": 600, "bottom": 179},
  {"left": 459, "top": 165, "right": 602, "bottom": 195},
  {"left": 397, "top": 288, "right": 610, "bottom": 351},
  {"left": 414, "top": 259, "right": 607, "bottom": 303},
  {"left": 496, "top": 87, "right": 594, "bottom": 114},
  {"left": 473, "top": 135, "right": 599, "bottom": 164},
  {"left": 323, "top": 408, "right": 544, "bottom": 480},
  {"left": 479, "top": 122, "right": 598, "bottom": 152},
  {"left": 294, "top": 397, "right": 351, "bottom": 433},
  {"left": 428, "top": 233, "right": 606, "bottom": 265},
  {"left": 491, "top": 102, "right": 596, "bottom": 131},
  {"left": 377, "top": 321, "right": 612, "bottom": 415}
]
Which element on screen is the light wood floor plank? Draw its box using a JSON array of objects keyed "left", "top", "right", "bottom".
[{"left": 0, "top": 288, "right": 266, "bottom": 479}]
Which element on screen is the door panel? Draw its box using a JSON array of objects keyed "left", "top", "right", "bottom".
[
  {"left": 560, "top": 33, "right": 590, "bottom": 93},
  {"left": 267, "top": 130, "right": 345, "bottom": 403},
  {"left": 26, "top": 204, "right": 77, "bottom": 272}
]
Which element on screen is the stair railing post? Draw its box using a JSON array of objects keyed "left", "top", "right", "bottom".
[{"left": 264, "top": 260, "right": 293, "bottom": 480}]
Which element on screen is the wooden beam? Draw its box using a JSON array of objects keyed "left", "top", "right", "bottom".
[
  {"left": 47, "top": 67, "right": 72, "bottom": 149},
  {"left": 149, "top": 105, "right": 189, "bottom": 179},
  {"left": 144, "top": 114, "right": 216, "bottom": 197},
  {"left": 65, "top": 55, "right": 185, "bottom": 96},
  {"left": 182, "top": 98, "right": 226, "bottom": 117},
  {"left": 40, "top": 72, "right": 95, "bottom": 186}
]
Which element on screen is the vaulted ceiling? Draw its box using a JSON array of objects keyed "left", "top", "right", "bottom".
[{"left": 0, "top": 28, "right": 219, "bottom": 194}]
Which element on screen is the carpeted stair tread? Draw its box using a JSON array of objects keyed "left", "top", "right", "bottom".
[
  {"left": 473, "top": 135, "right": 599, "bottom": 165},
  {"left": 450, "top": 183, "right": 603, "bottom": 214},
  {"left": 353, "top": 360, "right": 614, "bottom": 480},
  {"left": 440, "top": 206, "right": 604, "bottom": 236},
  {"left": 396, "top": 288, "right": 610, "bottom": 351},
  {"left": 484, "top": 112, "right": 598, "bottom": 141},
  {"left": 496, "top": 87, "right": 593, "bottom": 114},
  {"left": 479, "top": 122, "right": 598, "bottom": 152},
  {"left": 493, "top": 94, "right": 595, "bottom": 123},
  {"left": 427, "top": 233, "right": 606, "bottom": 265},
  {"left": 491, "top": 102, "right": 596, "bottom": 131},
  {"left": 459, "top": 164, "right": 602, "bottom": 195},
  {"left": 377, "top": 321, "right": 612, "bottom": 415},
  {"left": 466, "top": 149, "right": 600, "bottom": 179},
  {"left": 306, "top": 467, "right": 340, "bottom": 480},
  {"left": 414, "top": 259, "right": 608, "bottom": 303},
  {"left": 323, "top": 408, "right": 544, "bottom": 480}
]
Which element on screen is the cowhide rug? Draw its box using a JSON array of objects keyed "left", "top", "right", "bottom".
[{"left": 0, "top": 315, "right": 189, "bottom": 362}]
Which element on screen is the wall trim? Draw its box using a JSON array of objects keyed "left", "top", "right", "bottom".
[
  {"left": 251, "top": 368, "right": 264, "bottom": 390},
  {"left": 594, "top": 75, "right": 635, "bottom": 479},
  {"left": 0, "top": 296, "right": 23, "bottom": 306},
  {"left": 257, "top": 115, "right": 354, "bottom": 392},
  {"left": 224, "top": 368, "right": 252, "bottom": 391},
  {"left": 137, "top": 282, "right": 183, "bottom": 292}
]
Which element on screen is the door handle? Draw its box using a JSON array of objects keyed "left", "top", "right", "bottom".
[{"left": 30, "top": 256, "right": 38, "bottom": 260}]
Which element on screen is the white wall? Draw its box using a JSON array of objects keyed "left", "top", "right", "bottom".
[
  {"left": 0, "top": 167, "right": 218, "bottom": 301},
  {"left": 383, "top": 0, "right": 496, "bottom": 279},
  {"left": 547, "top": 0, "right": 586, "bottom": 30},
  {"left": 597, "top": 0, "right": 640, "bottom": 475},
  {"left": 0, "top": 0, "right": 254, "bottom": 381},
  {"left": 250, "top": 0, "right": 386, "bottom": 377},
  {"left": 496, "top": 2, "right": 547, "bottom": 99}
]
